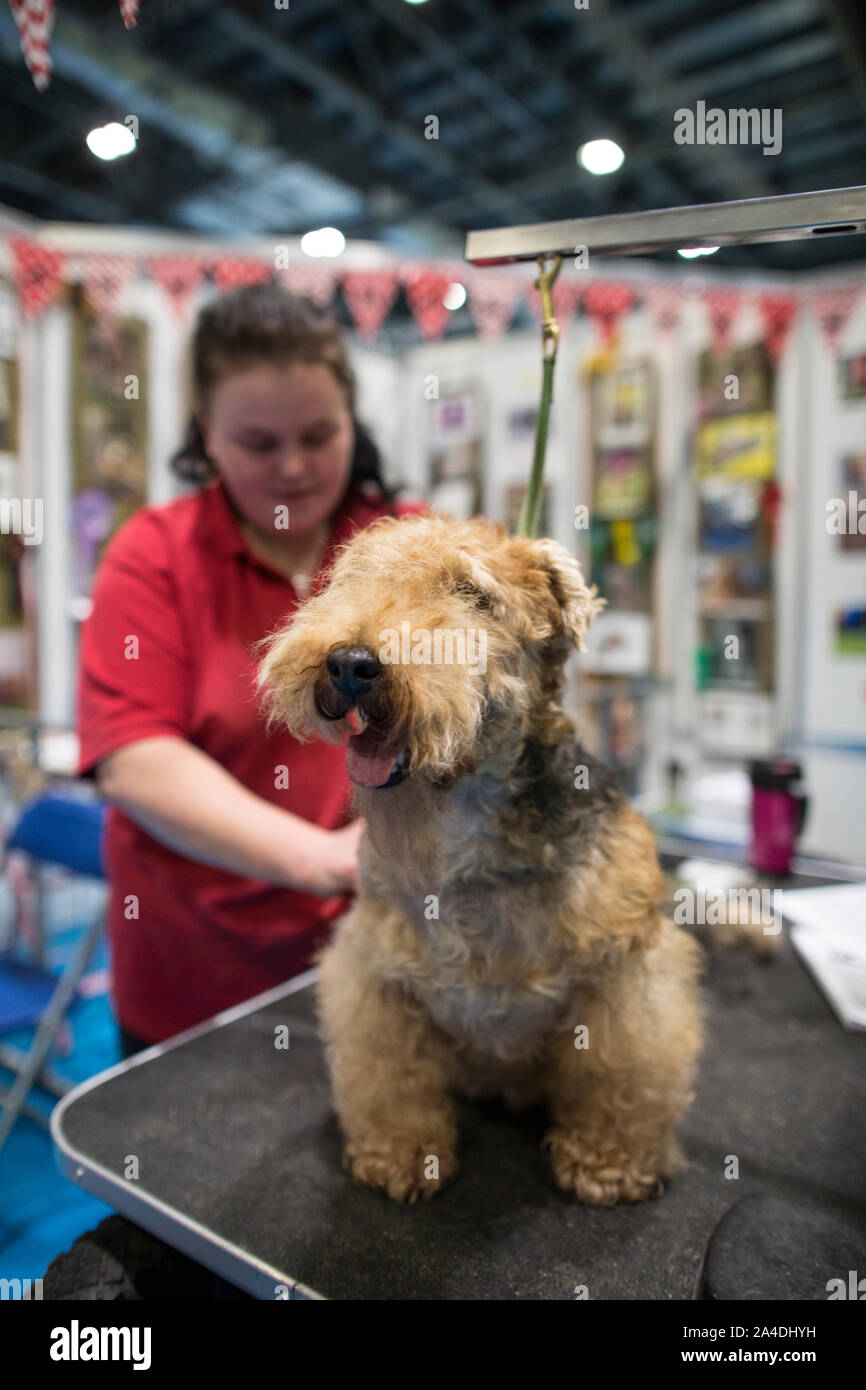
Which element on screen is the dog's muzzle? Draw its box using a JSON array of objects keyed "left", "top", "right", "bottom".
[
  {"left": 326, "top": 646, "right": 381, "bottom": 698},
  {"left": 318, "top": 646, "right": 409, "bottom": 790}
]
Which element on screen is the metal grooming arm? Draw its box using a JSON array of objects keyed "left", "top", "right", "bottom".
[{"left": 464, "top": 185, "right": 866, "bottom": 264}]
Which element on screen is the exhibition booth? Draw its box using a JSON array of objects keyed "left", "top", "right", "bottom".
[
  {"left": 1, "top": 206, "right": 863, "bottom": 858},
  {"left": 0, "top": 194, "right": 863, "bottom": 1305}
]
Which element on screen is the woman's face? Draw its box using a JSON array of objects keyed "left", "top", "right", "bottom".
[{"left": 199, "top": 361, "right": 354, "bottom": 538}]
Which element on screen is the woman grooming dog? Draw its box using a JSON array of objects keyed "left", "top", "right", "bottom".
[{"left": 77, "top": 284, "right": 426, "bottom": 1059}]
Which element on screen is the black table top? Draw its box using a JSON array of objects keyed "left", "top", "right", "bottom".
[{"left": 52, "top": 858, "right": 866, "bottom": 1300}]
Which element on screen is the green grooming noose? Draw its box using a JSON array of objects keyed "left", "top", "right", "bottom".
[{"left": 517, "top": 254, "right": 563, "bottom": 539}]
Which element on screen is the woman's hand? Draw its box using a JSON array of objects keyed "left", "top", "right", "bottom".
[
  {"left": 97, "top": 736, "right": 365, "bottom": 898},
  {"left": 300, "top": 819, "right": 365, "bottom": 898}
]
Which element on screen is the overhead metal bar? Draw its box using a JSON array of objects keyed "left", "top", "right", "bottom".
[{"left": 465, "top": 185, "right": 866, "bottom": 264}]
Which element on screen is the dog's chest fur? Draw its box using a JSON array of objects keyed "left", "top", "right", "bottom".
[
  {"left": 403, "top": 876, "right": 574, "bottom": 1059},
  {"left": 363, "top": 737, "right": 623, "bottom": 1061}
]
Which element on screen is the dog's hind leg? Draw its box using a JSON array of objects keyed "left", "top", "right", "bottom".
[
  {"left": 314, "top": 900, "right": 460, "bottom": 1204},
  {"left": 541, "top": 920, "right": 703, "bottom": 1206}
]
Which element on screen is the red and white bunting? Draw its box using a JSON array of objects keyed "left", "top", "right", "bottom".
[
  {"left": 401, "top": 266, "right": 453, "bottom": 340},
  {"left": 809, "top": 285, "right": 861, "bottom": 352},
  {"left": 9, "top": 0, "right": 55, "bottom": 91},
  {"left": 466, "top": 271, "right": 520, "bottom": 341},
  {"left": 341, "top": 269, "right": 399, "bottom": 341},
  {"left": 702, "top": 286, "right": 742, "bottom": 353},
  {"left": 8, "top": 234, "right": 66, "bottom": 316},
  {"left": 641, "top": 283, "right": 682, "bottom": 335},
  {"left": 81, "top": 255, "right": 137, "bottom": 320},
  {"left": 757, "top": 292, "right": 799, "bottom": 363},
  {"left": 11, "top": 0, "right": 138, "bottom": 89},
  {"left": 210, "top": 255, "right": 272, "bottom": 292},
  {"left": 581, "top": 281, "right": 634, "bottom": 344},
  {"left": 148, "top": 254, "right": 206, "bottom": 318},
  {"left": 277, "top": 262, "right": 337, "bottom": 305}
]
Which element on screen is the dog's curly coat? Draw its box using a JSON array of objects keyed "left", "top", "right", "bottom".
[{"left": 259, "top": 513, "right": 703, "bottom": 1206}]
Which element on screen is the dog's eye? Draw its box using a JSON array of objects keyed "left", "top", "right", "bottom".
[{"left": 451, "top": 580, "right": 495, "bottom": 612}]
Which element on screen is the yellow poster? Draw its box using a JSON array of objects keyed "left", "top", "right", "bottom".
[{"left": 695, "top": 413, "right": 776, "bottom": 482}]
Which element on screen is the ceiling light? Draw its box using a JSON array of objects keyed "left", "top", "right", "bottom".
[
  {"left": 443, "top": 282, "right": 466, "bottom": 311},
  {"left": 300, "top": 227, "right": 346, "bottom": 258},
  {"left": 85, "top": 123, "right": 136, "bottom": 161},
  {"left": 577, "top": 139, "right": 624, "bottom": 175},
  {"left": 677, "top": 246, "right": 720, "bottom": 259}
]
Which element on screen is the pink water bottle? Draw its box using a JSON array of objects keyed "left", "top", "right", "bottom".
[{"left": 749, "top": 759, "right": 808, "bottom": 876}]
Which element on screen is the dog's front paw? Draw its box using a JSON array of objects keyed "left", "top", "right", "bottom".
[
  {"left": 343, "top": 1137, "right": 459, "bottom": 1204},
  {"left": 544, "top": 1130, "right": 665, "bottom": 1207}
]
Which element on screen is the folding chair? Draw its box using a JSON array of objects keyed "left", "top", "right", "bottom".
[{"left": 0, "top": 793, "right": 106, "bottom": 1158}]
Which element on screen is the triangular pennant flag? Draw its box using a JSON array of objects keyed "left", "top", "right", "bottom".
[
  {"left": 809, "top": 285, "right": 861, "bottom": 352},
  {"left": 9, "top": 0, "right": 55, "bottom": 91},
  {"left": 581, "top": 281, "right": 635, "bottom": 344},
  {"left": 210, "top": 255, "right": 272, "bottom": 292},
  {"left": 148, "top": 254, "right": 206, "bottom": 318},
  {"left": 81, "top": 255, "right": 137, "bottom": 320},
  {"left": 8, "top": 234, "right": 66, "bottom": 316},
  {"left": 401, "top": 266, "right": 453, "bottom": 340},
  {"left": 276, "top": 262, "right": 337, "bottom": 305},
  {"left": 466, "top": 271, "right": 520, "bottom": 340},
  {"left": 641, "top": 283, "right": 682, "bottom": 335},
  {"left": 702, "top": 286, "right": 742, "bottom": 353},
  {"left": 341, "top": 269, "right": 399, "bottom": 341},
  {"left": 757, "top": 292, "right": 799, "bottom": 363}
]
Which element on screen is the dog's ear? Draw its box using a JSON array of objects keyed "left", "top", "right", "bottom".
[
  {"left": 529, "top": 538, "right": 605, "bottom": 650},
  {"left": 451, "top": 551, "right": 509, "bottom": 618}
]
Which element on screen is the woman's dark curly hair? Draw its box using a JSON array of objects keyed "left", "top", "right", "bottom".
[{"left": 171, "top": 282, "right": 401, "bottom": 505}]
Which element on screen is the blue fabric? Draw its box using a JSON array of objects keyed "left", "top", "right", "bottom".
[
  {"left": 0, "top": 959, "right": 63, "bottom": 1031},
  {"left": 6, "top": 795, "right": 106, "bottom": 878}
]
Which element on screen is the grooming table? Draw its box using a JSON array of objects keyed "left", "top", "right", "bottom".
[{"left": 51, "top": 851, "right": 866, "bottom": 1301}]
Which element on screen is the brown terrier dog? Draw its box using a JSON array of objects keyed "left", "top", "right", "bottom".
[{"left": 258, "top": 513, "right": 703, "bottom": 1206}]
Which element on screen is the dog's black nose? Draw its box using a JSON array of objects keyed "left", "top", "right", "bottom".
[{"left": 326, "top": 646, "right": 381, "bottom": 697}]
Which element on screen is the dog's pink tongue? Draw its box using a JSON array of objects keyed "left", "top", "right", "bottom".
[{"left": 346, "top": 726, "right": 401, "bottom": 787}]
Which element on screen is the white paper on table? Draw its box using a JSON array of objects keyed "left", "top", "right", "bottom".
[{"left": 780, "top": 884, "right": 866, "bottom": 1031}]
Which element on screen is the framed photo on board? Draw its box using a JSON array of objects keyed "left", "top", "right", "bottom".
[
  {"left": 72, "top": 302, "right": 149, "bottom": 597},
  {"left": 837, "top": 455, "right": 866, "bottom": 552},
  {"left": 838, "top": 354, "right": 866, "bottom": 402},
  {"left": 427, "top": 384, "right": 484, "bottom": 518}
]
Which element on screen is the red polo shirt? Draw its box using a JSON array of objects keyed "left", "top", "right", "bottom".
[{"left": 77, "top": 479, "right": 427, "bottom": 1044}]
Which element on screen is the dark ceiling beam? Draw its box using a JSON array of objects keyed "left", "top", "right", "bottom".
[
  {"left": 476, "top": 0, "right": 712, "bottom": 209},
  {"left": 0, "top": 60, "right": 227, "bottom": 226},
  {"left": 0, "top": 1, "right": 458, "bottom": 245},
  {"left": 449, "top": 0, "right": 700, "bottom": 214},
  {"left": 382, "top": 0, "right": 684, "bottom": 213},
  {"left": 660, "top": 32, "right": 837, "bottom": 106},
  {"left": 650, "top": 0, "right": 827, "bottom": 73},
  {"left": 44, "top": 12, "right": 276, "bottom": 168},
  {"left": 426, "top": 76, "right": 866, "bottom": 224},
  {"left": 820, "top": 0, "right": 866, "bottom": 118},
  {"left": 0, "top": 66, "right": 92, "bottom": 165},
  {"left": 543, "top": 0, "right": 778, "bottom": 203},
  {"left": 214, "top": 9, "right": 540, "bottom": 226},
  {"left": 0, "top": 158, "right": 134, "bottom": 223},
  {"left": 768, "top": 122, "right": 866, "bottom": 172},
  {"left": 256, "top": 0, "right": 342, "bottom": 32},
  {"left": 342, "top": 6, "right": 390, "bottom": 96},
  {"left": 388, "top": 24, "right": 490, "bottom": 90},
  {"left": 0, "top": 7, "right": 383, "bottom": 234},
  {"left": 361, "top": 0, "right": 547, "bottom": 157},
  {"left": 421, "top": 0, "right": 728, "bottom": 228}
]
